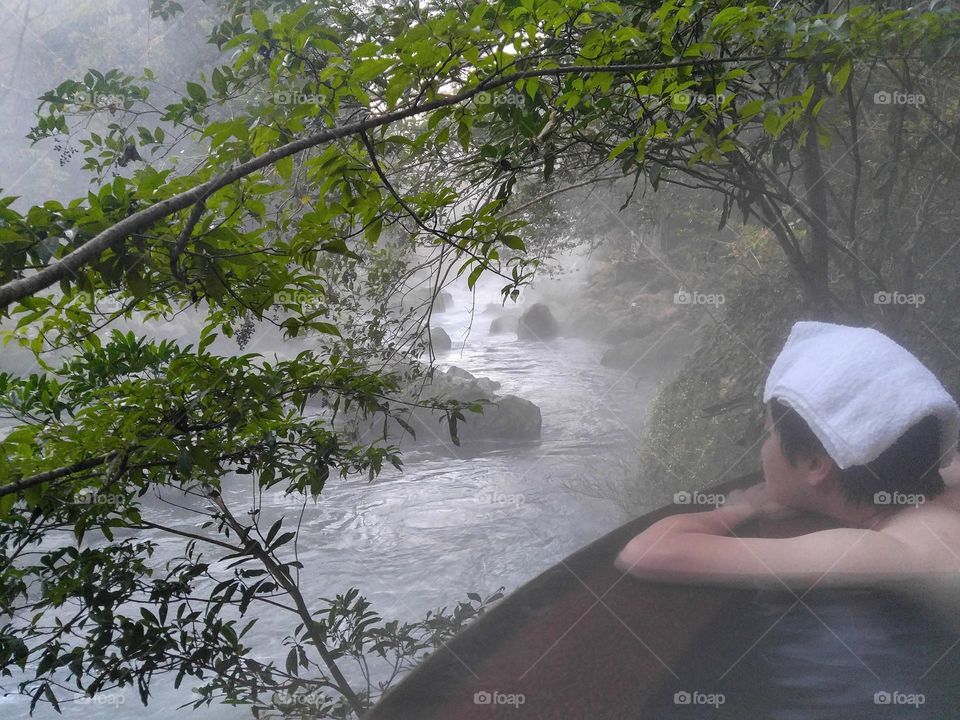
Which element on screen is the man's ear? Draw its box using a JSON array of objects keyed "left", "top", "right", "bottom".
[{"left": 804, "top": 453, "right": 837, "bottom": 488}]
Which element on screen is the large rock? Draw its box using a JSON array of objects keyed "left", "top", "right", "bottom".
[
  {"left": 445, "top": 366, "right": 501, "bottom": 394},
  {"left": 517, "top": 303, "right": 559, "bottom": 341},
  {"left": 489, "top": 315, "right": 519, "bottom": 335},
  {"left": 401, "top": 367, "right": 540, "bottom": 444},
  {"left": 471, "top": 395, "right": 541, "bottom": 440},
  {"left": 445, "top": 365, "right": 475, "bottom": 381},
  {"left": 428, "top": 327, "right": 451, "bottom": 352}
]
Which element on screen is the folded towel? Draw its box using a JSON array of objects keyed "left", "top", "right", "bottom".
[{"left": 763, "top": 321, "right": 960, "bottom": 469}]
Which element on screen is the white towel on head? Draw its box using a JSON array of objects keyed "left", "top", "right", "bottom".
[{"left": 763, "top": 321, "right": 960, "bottom": 469}]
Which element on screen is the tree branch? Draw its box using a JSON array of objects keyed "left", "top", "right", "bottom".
[
  {"left": 208, "top": 491, "right": 366, "bottom": 715},
  {"left": 502, "top": 173, "right": 624, "bottom": 217},
  {"left": 170, "top": 198, "right": 208, "bottom": 283},
  {"left": 0, "top": 453, "right": 115, "bottom": 498},
  {"left": 0, "top": 54, "right": 827, "bottom": 311}
]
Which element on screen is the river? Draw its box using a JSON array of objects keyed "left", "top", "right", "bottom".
[{"left": 2, "top": 277, "right": 671, "bottom": 719}]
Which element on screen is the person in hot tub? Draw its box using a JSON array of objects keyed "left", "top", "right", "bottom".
[
  {"left": 615, "top": 321, "right": 960, "bottom": 589},
  {"left": 617, "top": 322, "right": 960, "bottom": 719}
]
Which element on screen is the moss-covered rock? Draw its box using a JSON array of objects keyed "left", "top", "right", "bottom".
[
  {"left": 627, "top": 264, "right": 805, "bottom": 510},
  {"left": 517, "top": 303, "right": 559, "bottom": 340}
]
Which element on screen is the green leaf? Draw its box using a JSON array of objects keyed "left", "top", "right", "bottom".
[
  {"left": 176, "top": 448, "right": 193, "bottom": 473},
  {"left": 502, "top": 236, "right": 526, "bottom": 251},
  {"left": 711, "top": 7, "right": 744, "bottom": 29},
  {"left": 831, "top": 61, "right": 852, "bottom": 94},
  {"left": 353, "top": 58, "right": 393, "bottom": 83},
  {"left": 311, "top": 322, "right": 341, "bottom": 337},
  {"left": 186, "top": 82, "right": 207, "bottom": 103},
  {"left": 763, "top": 110, "right": 782, "bottom": 137},
  {"left": 320, "top": 239, "right": 361, "bottom": 260},
  {"left": 592, "top": 2, "right": 622, "bottom": 14},
  {"left": 276, "top": 155, "right": 293, "bottom": 181},
  {"left": 467, "top": 263, "right": 484, "bottom": 290},
  {"left": 251, "top": 9, "right": 269, "bottom": 32},
  {"left": 525, "top": 78, "right": 540, "bottom": 100},
  {"left": 212, "top": 68, "right": 228, "bottom": 95},
  {"left": 739, "top": 98, "right": 765, "bottom": 120},
  {"left": 609, "top": 137, "right": 635, "bottom": 160},
  {"left": 456, "top": 121, "right": 471, "bottom": 152}
]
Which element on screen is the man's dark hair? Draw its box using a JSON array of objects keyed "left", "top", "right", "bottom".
[{"left": 768, "top": 399, "right": 945, "bottom": 506}]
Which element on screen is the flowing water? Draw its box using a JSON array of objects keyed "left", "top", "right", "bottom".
[{"left": 1, "top": 279, "right": 672, "bottom": 719}]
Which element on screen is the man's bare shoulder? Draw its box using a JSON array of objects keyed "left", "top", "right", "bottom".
[{"left": 878, "top": 491, "right": 960, "bottom": 568}]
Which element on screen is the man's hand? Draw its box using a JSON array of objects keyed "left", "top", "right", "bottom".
[{"left": 725, "top": 482, "right": 795, "bottom": 520}]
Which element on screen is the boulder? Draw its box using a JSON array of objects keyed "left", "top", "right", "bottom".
[
  {"left": 445, "top": 365, "right": 476, "bottom": 381},
  {"left": 404, "top": 373, "right": 539, "bottom": 443},
  {"left": 489, "top": 315, "right": 519, "bottom": 335},
  {"left": 517, "top": 303, "right": 559, "bottom": 340},
  {"left": 444, "top": 366, "right": 501, "bottom": 393},
  {"left": 346, "top": 363, "right": 538, "bottom": 445},
  {"left": 428, "top": 327, "right": 451, "bottom": 352},
  {"left": 472, "top": 394, "right": 541, "bottom": 440}
]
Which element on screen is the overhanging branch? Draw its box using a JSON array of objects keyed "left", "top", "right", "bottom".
[{"left": 0, "top": 54, "right": 828, "bottom": 311}]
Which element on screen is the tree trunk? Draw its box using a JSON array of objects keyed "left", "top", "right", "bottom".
[{"left": 799, "top": 82, "right": 833, "bottom": 318}]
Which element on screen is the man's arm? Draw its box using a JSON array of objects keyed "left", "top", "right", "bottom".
[{"left": 614, "top": 491, "right": 943, "bottom": 589}]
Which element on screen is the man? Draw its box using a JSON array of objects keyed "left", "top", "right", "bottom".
[
  {"left": 615, "top": 321, "right": 960, "bottom": 591},
  {"left": 615, "top": 321, "right": 960, "bottom": 718}
]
